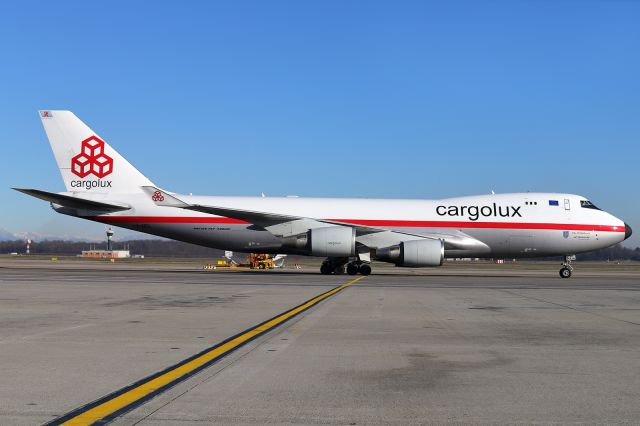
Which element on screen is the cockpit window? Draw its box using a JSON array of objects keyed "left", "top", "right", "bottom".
[{"left": 580, "top": 200, "right": 601, "bottom": 210}]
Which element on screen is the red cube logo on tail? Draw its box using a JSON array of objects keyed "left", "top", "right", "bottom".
[
  {"left": 71, "top": 136, "right": 113, "bottom": 178},
  {"left": 151, "top": 191, "right": 164, "bottom": 202},
  {"left": 82, "top": 137, "right": 104, "bottom": 158}
]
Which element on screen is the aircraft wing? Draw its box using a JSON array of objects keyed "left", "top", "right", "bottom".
[
  {"left": 13, "top": 188, "right": 131, "bottom": 212},
  {"left": 142, "top": 186, "right": 488, "bottom": 253},
  {"left": 142, "top": 186, "right": 384, "bottom": 235},
  {"left": 175, "top": 201, "right": 305, "bottom": 228}
]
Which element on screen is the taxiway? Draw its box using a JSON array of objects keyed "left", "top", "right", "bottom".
[{"left": 1, "top": 260, "right": 639, "bottom": 424}]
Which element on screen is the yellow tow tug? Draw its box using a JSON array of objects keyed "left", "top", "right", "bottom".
[{"left": 249, "top": 253, "right": 275, "bottom": 269}]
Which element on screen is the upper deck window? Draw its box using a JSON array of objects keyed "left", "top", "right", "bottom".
[{"left": 580, "top": 200, "right": 601, "bottom": 210}]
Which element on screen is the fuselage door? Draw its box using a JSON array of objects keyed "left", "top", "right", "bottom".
[{"left": 564, "top": 199, "right": 571, "bottom": 210}]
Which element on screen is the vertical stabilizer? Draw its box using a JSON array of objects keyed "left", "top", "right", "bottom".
[{"left": 38, "top": 110, "right": 154, "bottom": 193}]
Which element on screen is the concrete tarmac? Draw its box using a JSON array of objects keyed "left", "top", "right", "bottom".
[{"left": 1, "top": 260, "right": 639, "bottom": 425}]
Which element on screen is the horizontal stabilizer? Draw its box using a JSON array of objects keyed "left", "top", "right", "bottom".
[{"left": 13, "top": 188, "right": 130, "bottom": 212}]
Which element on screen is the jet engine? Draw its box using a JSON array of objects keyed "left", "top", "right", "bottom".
[
  {"left": 376, "top": 239, "right": 444, "bottom": 267},
  {"left": 281, "top": 226, "right": 356, "bottom": 257}
]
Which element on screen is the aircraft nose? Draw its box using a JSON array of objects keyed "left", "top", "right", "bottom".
[{"left": 625, "top": 223, "right": 632, "bottom": 240}]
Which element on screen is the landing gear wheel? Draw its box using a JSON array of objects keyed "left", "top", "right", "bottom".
[
  {"left": 559, "top": 255, "right": 575, "bottom": 279},
  {"left": 559, "top": 267, "right": 572, "bottom": 279},
  {"left": 320, "top": 257, "right": 350, "bottom": 275},
  {"left": 359, "top": 264, "right": 372, "bottom": 276},
  {"left": 346, "top": 263, "right": 359, "bottom": 275}
]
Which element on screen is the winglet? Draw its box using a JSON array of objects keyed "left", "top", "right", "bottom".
[{"left": 141, "top": 186, "right": 188, "bottom": 207}]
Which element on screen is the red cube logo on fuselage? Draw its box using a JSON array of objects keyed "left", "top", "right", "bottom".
[{"left": 71, "top": 136, "right": 113, "bottom": 178}]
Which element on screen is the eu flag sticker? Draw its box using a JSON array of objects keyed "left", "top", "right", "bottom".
[{"left": 549, "top": 200, "right": 559, "bottom": 206}]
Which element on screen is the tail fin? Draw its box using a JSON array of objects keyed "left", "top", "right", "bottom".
[{"left": 39, "top": 110, "right": 154, "bottom": 193}]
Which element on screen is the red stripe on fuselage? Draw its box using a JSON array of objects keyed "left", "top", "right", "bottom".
[
  {"left": 328, "top": 219, "right": 624, "bottom": 232},
  {"left": 93, "top": 216, "right": 247, "bottom": 224},
  {"left": 90, "top": 216, "right": 625, "bottom": 233}
]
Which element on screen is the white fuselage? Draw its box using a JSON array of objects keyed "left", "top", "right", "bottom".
[{"left": 61, "top": 192, "right": 627, "bottom": 259}]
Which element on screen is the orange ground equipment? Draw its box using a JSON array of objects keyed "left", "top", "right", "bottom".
[{"left": 249, "top": 253, "right": 275, "bottom": 269}]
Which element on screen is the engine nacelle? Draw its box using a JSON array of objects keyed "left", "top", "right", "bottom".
[
  {"left": 376, "top": 239, "right": 444, "bottom": 267},
  {"left": 281, "top": 226, "right": 356, "bottom": 257}
]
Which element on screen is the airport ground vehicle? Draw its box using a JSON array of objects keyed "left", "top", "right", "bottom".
[{"left": 249, "top": 253, "right": 274, "bottom": 269}]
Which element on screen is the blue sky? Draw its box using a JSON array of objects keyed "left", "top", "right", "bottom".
[{"left": 0, "top": 1, "right": 638, "bottom": 246}]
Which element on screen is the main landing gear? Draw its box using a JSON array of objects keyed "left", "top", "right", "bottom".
[
  {"left": 320, "top": 258, "right": 371, "bottom": 275},
  {"left": 320, "top": 262, "right": 337, "bottom": 275},
  {"left": 347, "top": 262, "right": 371, "bottom": 276},
  {"left": 559, "top": 255, "right": 575, "bottom": 278}
]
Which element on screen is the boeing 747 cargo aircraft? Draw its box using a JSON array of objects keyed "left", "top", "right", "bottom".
[{"left": 15, "top": 111, "right": 632, "bottom": 277}]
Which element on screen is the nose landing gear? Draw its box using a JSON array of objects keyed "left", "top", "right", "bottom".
[
  {"left": 559, "top": 255, "right": 575, "bottom": 278},
  {"left": 559, "top": 267, "right": 572, "bottom": 278}
]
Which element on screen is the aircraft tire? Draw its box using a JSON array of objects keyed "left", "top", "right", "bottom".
[
  {"left": 346, "top": 263, "right": 359, "bottom": 275},
  {"left": 320, "top": 264, "right": 332, "bottom": 275},
  {"left": 559, "top": 267, "right": 572, "bottom": 278},
  {"left": 359, "top": 264, "right": 372, "bottom": 276}
]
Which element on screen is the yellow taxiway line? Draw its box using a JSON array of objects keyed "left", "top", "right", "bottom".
[{"left": 48, "top": 275, "right": 365, "bottom": 426}]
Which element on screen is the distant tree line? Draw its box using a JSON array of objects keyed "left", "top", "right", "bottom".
[
  {"left": 576, "top": 244, "right": 640, "bottom": 261},
  {"left": 0, "top": 239, "right": 638, "bottom": 261},
  {"left": 0, "top": 239, "right": 224, "bottom": 258}
]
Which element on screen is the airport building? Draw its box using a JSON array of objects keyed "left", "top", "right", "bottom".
[
  {"left": 80, "top": 228, "right": 131, "bottom": 258},
  {"left": 80, "top": 249, "right": 130, "bottom": 259}
]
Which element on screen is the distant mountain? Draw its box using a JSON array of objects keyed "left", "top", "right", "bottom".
[
  {"left": 12, "top": 231, "right": 94, "bottom": 242},
  {"left": 0, "top": 228, "right": 17, "bottom": 241}
]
